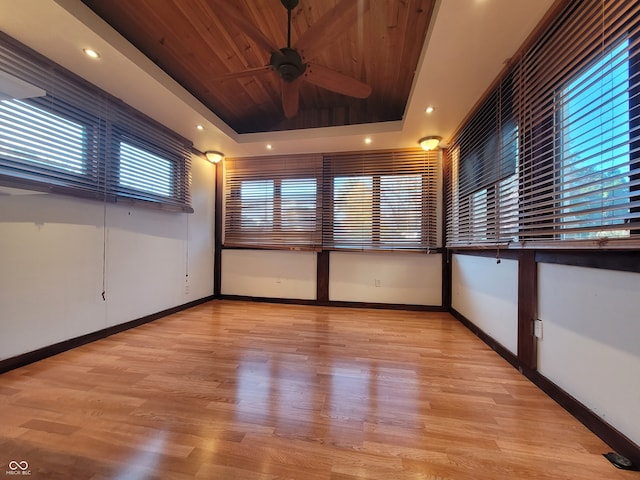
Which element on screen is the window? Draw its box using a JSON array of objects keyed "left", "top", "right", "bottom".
[
  {"left": 446, "top": 74, "right": 518, "bottom": 247},
  {"left": 447, "top": 0, "right": 640, "bottom": 248},
  {"left": 119, "top": 142, "right": 174, "bottom": 198},
  {"left": 0, "top": 96, "right": 101, "bottom": 196},
  {"left": 324, "top": 150, "right": 439, "bottom": 251},
  {"left": 281, "top": 178, "right": 317, "bottom": 231},
  {"left": 0, "top": 32, "right": 192, "bottom": 212},
  {"left": 225, "top": 150, "right": 439, "bottom": 251},
  {"left": 240, "top": 180, "right": 274, "bottom": 228},
  {"left": 333, "top": 176, "right": 373, "bottom": 247},
  {"left": 233, "top": 178, "right": 318, "bottom": 232},
  {"left": 0, "top": 100, "right": 86, "bottom": 176},
  {"left": 470, "top": 188, "right": 488, "bottom": 240},
  {"left": 559, "top": 41, "right": 630, "bottom": 239},
  {"left": 224, "top": 155, "right": 322, "bottom": 249},
  {"left": 380, "top": 174, "right": 423, "bottom": 246}
]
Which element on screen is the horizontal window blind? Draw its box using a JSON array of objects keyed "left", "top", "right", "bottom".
[
  {"left": 447, "top": 72, "right": 518, "bottom": 246},
  {"left": 224, "top": 154, "right": 323, "bottom": 249},
  {"left": 518, "top": 0, "right": 640, "bottom": 245},
  {"left": 323, "top": 149, "right": 439, "bottom": 251},
  {"left": 0, "top": 32, "right": 193, "bottom": 212},
  {"left": 109, "top": 113, "right": 193, "bottom": 209},
  {"left": 447, "top": 0, "right": 640, "bottom": 248}
]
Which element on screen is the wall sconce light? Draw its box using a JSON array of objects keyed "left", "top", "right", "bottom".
[
  {"left": 418, "top": 136, "right": 441, "bottom": 151},
  {"left": 204, "top": 151, "right": 224, "bottom": 164}
]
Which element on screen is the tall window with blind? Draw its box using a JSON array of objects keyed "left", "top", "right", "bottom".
[
  {"left": 447, "top": 0, "right": 640, "bottom": 248},
  {"left": 558, "top": 40, "right": 630, "bottom": 239},
  {"left": 0, "top": 100, "right": 90, "bottom": 178},
  {"left": 447, "top": 74, "right": 518, "bottom": 247},
  {"left": 323, "top": 150, "right": 439, "bottom": 251},
  {"left": 224, "top": 155, "right": 322, "bottom": 249},
  {"left": 224, "top": 150, "right": 439, "bottom": 251}
]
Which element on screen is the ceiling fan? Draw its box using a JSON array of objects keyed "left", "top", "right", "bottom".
[{"left": 212, "top": 0, "right": 372, "bottom": 119}]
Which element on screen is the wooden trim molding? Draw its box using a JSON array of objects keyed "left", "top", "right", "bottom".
[
  {"left": 442, "top": 251, "right": 451, "bottom": 309},
  {"left": 316, "top": 250, "right": 329, "bottom": 302},
  {"left": 536, "top": 250, "right": 640, "bottom": 274},
  {"left": 441, "top": 157, "right": 452, "bottom": 310},
  {"left": 449, "top": 248, "right": 640, "bottom": 273},
  {"left": 517, "top": 250, "right": 537, "bottom": 369},
  {"left": 0, "top": 296, "right": 215, "bottom": 375},
  {"left": 214, "top": 162, "right": 223, "bottom": 297},
  {"left": 450, "top": 308, "right": 520, "bottom": 369},
  {"left": 449, "top": 248, "right": 520, "bottom": 261},
  {"left": 219, "top": 294, "right": 446, "bottom": 312},
  {"left": 452, "top": 307, "right": 640, "bottom": 466},
  {"left": 522, "top": 367, "right": 640, "bottom": 466}
]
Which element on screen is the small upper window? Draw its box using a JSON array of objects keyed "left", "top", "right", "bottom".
[
  {"left": 119, "top": 142, "right": 174, "bottom": 198},
  {"left": 0, "top": 34, "right": 193, "bottom": 212},
  {"left": 0, "top": 99, "right": 86, "bottom": 176}
]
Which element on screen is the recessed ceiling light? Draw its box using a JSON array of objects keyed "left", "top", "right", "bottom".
[
  {"left": 83, "top": 48, "right": 100, "bottom": 59},
  {"left": 266, "top": 144, "right": 272, "bottom": 150},
  {"left": 196, "top": 124, "right": 204, "bottom": 131},
  {"left": 364, "top": 137, "right": 372, "bottom": 144},
  {"left": 418, "top": 136, "right": 442, "bottom": 151},
  {"left": 425, "top": 106, "right": 434, "bottom": 114}
]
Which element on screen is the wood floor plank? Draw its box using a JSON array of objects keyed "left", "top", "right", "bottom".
[{"left": 0, "top": 300, "right": 636, "bottom": 479}]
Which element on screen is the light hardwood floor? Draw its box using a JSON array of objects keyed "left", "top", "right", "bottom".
[{"left": 0, "top": 301, "right": 634, "bottom": 479}]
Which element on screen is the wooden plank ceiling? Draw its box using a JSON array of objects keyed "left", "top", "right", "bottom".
[{"left": 81, "top": 0, "right": 435, "bottom": 134}]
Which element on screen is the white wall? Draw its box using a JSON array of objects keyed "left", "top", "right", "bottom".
[
  {"left": 451, "top": 254, "right": 518, "bottom": 354},
  {"left": 221, "top": 250, "right": 443, "bottom": 306},
  {"left": 538, "top": 263, "right": 640, "bottom": 446},
  {"left": 0, "top": 156, "right": 215, "bottom": 360},
  {"left": 329, "top": 252, "right": 442, "bottom": 306},
  {"left": 221, "top": 249, "right": 317, "bottom": 300}
]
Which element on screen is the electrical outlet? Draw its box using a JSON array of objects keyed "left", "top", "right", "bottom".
[
  {"left": 374, "top": 279, "right": 381, "bottom": 287},
  {"left": 184, "top": 284, "right": 190, "bottom": 295},
  {"left": 534, "top": 319, "right": 543, "bottom": 339}
]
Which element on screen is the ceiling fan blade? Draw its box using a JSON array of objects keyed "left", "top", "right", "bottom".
[
  {"left": 281, "top": 78, "right": 301, "bottom": 118},
  {"left": 294, "top": 0, "right": 370, "bottom": 61},
  {"left": 304, "top": 63, "right": 372, "bottom": 98},
  {"left": 212, "top": 65, "right": 273, "bottom": 81},
  {"left": 210, "top": 0, "right": 280, "bottom": 54}
]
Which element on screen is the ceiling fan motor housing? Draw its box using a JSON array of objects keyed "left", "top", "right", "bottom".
[
  {"left": 271, "top": 47, "right": 306, "bottom": 82},
  {"left": 280, "top": 0, "right": 299, "bottom": 9}
]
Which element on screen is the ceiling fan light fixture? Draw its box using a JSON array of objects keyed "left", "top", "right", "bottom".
[
  {"left": 419, "top": 136, "right": 441, "bottom": 151},
  {"left": 210, "top": 0, "right": 372, "bottom": 119},
  {"left": 205, "top": 151, "right": 224, "bottom": 164}
]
